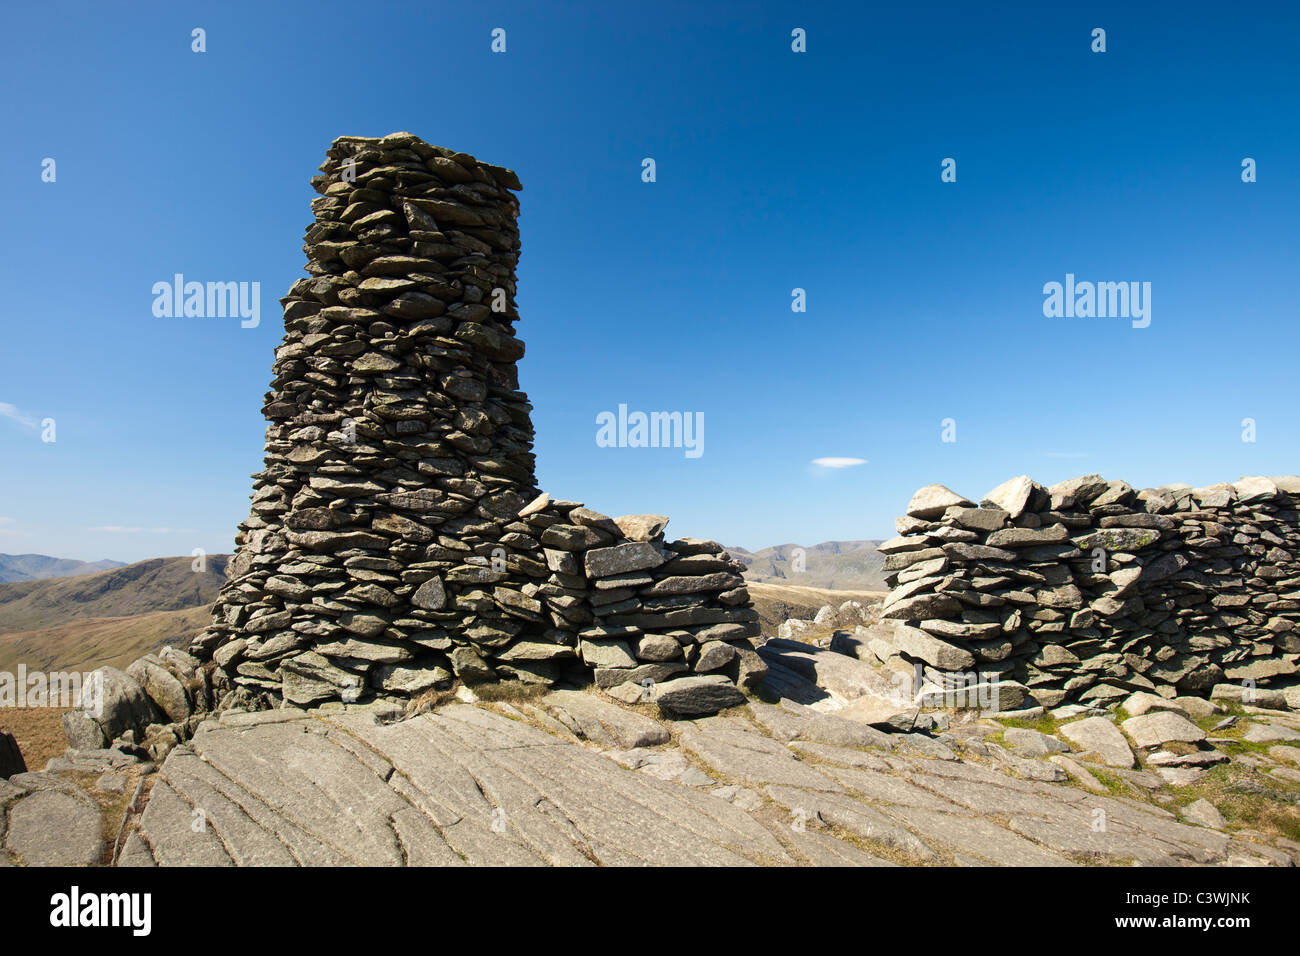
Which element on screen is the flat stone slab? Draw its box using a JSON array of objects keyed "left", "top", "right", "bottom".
[
  {"left": 541, "top": 691, "right": 670, "bottom": 749},
  {"left": 679, "top": 720, "right": 843, "bottom": 793},
  {"left": 1243, "top": 722, "right": 1300, "bottom": 743},
  {"left": 8, "top": 686, "right": 1291, "bottom": 869},
  {"left": 4, "top": 788, "right": 103, "bottom": 866},
  {"left": 128, "top": 704, "right": 787, "bottom": 867},
  {"left": 1121, "top": 712, "right": 1207, "bottom": 749},
  {"left": 1060, "top": 716, "right": 1136, "bottom": 768}
]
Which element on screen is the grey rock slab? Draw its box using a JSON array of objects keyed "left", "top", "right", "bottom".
[
  {"left": 906, "top": 770, "right": 1078, "bottom": 819},
  {"left": 988, "top": 748, "right": 1068, "bottom": 782},
  {"left": 1243, "top": 722, "right": 1300, "bottom": 743},
  {"left": 1060, "top": 716, "right": 1136, "bottom": 768},
  {"left": 1003, "top": 728, "right": 1068, "bottom": 758},
  {"left": 1049, "top": 755, "right": 1109, "bottom": 793},
  {"left": 115, "top": 830, "right": 157, "bottom": 867},
  {"left": 389, "top": 806, "right": 467, "bottom": 866},
  {"left": 888, "top": 624, "right": 976, "bottom": 671},
  {"left": 651, "top": 675, "right": 746, "bottom": 717},
  {"left": 478, "top": 736, "right": 771, "bottom": 865},
  {"left": 882, "top": 806, "right": 1075, "bottom": 866},
  {"left": 579, "top": 638, "right": 637, "bottom": 669},
  {"left": 1182, "top": 798, "right": 1226, "bottom": 830},
  {"left": 679, "top": 723, "right": 844, "bottom": 792},
  {"left": 136, "top": 778, "right": 236, "bottom": 866},
  {"left": 161, "top": 729, "right": 396, "bottom": 865},
  {"left": 584, "top": 541, "right": 665, "bottom": 579},
  {"left": 906, "top": 484, "right": 974, "bottom": 520},
  {"left": 761, "top": 817, "right": 898, "bottom": 867},
  {"left": 820, "top": 765, "right": 964, "bottom": 811},
  {"left": 764, "top": 785, "right": 939, "bottom": 862},
  {"left": 1121, "top": 712, "right": 1207, "bottom": 749},
  {"left": 4, "top": 788, "right": 104, "bottom": 866},
  {"left": 786, "top": 742, "right": 898, "bottom": 772},
  {"left": 981, "top": 475, "right": 1036, "bottom": 519},
  {"left": 747, "top": 701, "right": 897, "bottom": 750},
  {"left": 342, "top": 705, "right": 783, "bottom": 865},
  {"left": 541, "top": 691, "right": 670, "bottom": 749},
  {"left": 1004, "top": 813, "right": 1182, "bottom": 866}
]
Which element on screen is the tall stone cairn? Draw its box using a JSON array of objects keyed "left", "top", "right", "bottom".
[{"left": 192, "top": 132, "right": 763, "bottom": 715}]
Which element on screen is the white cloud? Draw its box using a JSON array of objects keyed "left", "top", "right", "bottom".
[
  {"left": 811, "top": 457, "right": 868, "bottom": 469},
  {"left": 0, "top": 402, "right": 39, "bottom": 430}
]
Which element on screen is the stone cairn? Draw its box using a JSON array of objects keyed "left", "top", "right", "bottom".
[
  {"left": 188, "top": 132, "right": 763, "bottom": 718},
  {"left": 865, "top": 473, "right": 1300, "bottom": 710}
]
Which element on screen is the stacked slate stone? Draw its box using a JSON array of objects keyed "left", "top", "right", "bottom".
[
  {"left": 514, "top": 496, "right": 765, "bottom": 708},
  {"left": 190, "top": 132, "right": 759, "bottom": 715},
  {"left": 866, "top": 473, "right": 1300, "bottom": 709}
]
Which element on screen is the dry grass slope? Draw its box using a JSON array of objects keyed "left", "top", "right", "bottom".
[{"left": 0, "top": 555, "right": 228, "bottom": 634}]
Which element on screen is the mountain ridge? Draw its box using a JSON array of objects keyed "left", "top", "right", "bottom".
[
  {"left": 728, "top": 539, "right": 887, "bottom": 591},
  {"left": 0, "top": 553, "right": 126, "bottom": 584}
]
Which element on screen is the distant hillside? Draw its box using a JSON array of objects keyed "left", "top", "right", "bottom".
[
  {"left": 0, "top": 606, "right": 211, "bottom": 674},
  {"left": 0, "top": 555, "right": 230, "bottom": 635},
  {"left": 729, "top": 540, "right": 887, "bottom": 591},
  {"left": 745, "top": 581, "right": 885, "bottom": 638},
  {"left": 0, "top": 553, "right": 126, "bottom": 584}
]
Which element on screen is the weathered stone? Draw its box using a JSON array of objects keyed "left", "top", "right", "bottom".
[
  {"left": 1121, "top": 711, "right": 1206, "bottom": 749},
  {"left": 653, "top": 676, "right": 746, "bottom": 716},
  {"left": 1059, "top": 717, "right": 1136, "bottom": 768},
  {"left": 981, "top": 475, "right": 1036, "bottom": 518},
  {"left": 906, "top": 484, "right": 973, "bottom": 520},
  {"left": 888, "top": 624, "right": 975, "bottom": 670}
]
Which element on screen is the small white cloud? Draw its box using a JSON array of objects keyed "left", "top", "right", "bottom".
[
  {"left": 0, "top": 402, "right": 39, "bottom": 430},
  {"left": 811, "top": 457, "right": 868, "bottom": 469}
]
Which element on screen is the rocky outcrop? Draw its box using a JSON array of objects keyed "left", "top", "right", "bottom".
[
  {"left": 865, "top": 474, "right": 1300, "bottom": 708},
  {"left": 181, "top": 132, "right": 758, "bottom": 713},
  {"left": 0, "top": 731, "right": 25, "bottom": 779}
]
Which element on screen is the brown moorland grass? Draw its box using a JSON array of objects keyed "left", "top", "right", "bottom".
[{"left": 1, "top": 705, "right": 72, "bottom": 772}]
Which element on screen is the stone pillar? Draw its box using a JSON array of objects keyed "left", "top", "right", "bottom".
[{"left": 195, "top": 133, "right": 762, "bottom": 713}]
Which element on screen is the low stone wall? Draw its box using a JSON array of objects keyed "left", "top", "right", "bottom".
[{"left": 865, "top": 474, "right": 1300, "bottom": 708}]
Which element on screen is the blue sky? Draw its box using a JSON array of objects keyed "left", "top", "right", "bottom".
[{"left": 1, "top": 1, "right": 1297, "bottom": 563}]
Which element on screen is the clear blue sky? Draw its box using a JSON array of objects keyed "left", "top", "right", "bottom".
[{"left": 1, "top": 1, "right": 1297, "bottom": 563}]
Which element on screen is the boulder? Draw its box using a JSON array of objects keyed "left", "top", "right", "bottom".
[
  {"left": 653, "top": 675, "right": 746, "bottom": 717},
  {"left": 906, "top": 484, "right": 973, "bottom": 520}
]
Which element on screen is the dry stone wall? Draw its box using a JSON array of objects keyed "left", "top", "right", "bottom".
[
  {"left": 868, "top": 473, "right": 1300, "bottom": 709},
  {"left": 190, "top": 132, "right": 761, "bottom": 716}
]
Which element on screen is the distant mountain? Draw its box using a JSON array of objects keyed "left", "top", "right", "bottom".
[
  {"left": 0, "top": 553, "right": 126, "bottom": 584},
  {"left": 728, "top": 540, "right": 888, "bottom": 591},
  {"left": 0, "top": 555, "right": 229, "bottom": 634}
]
